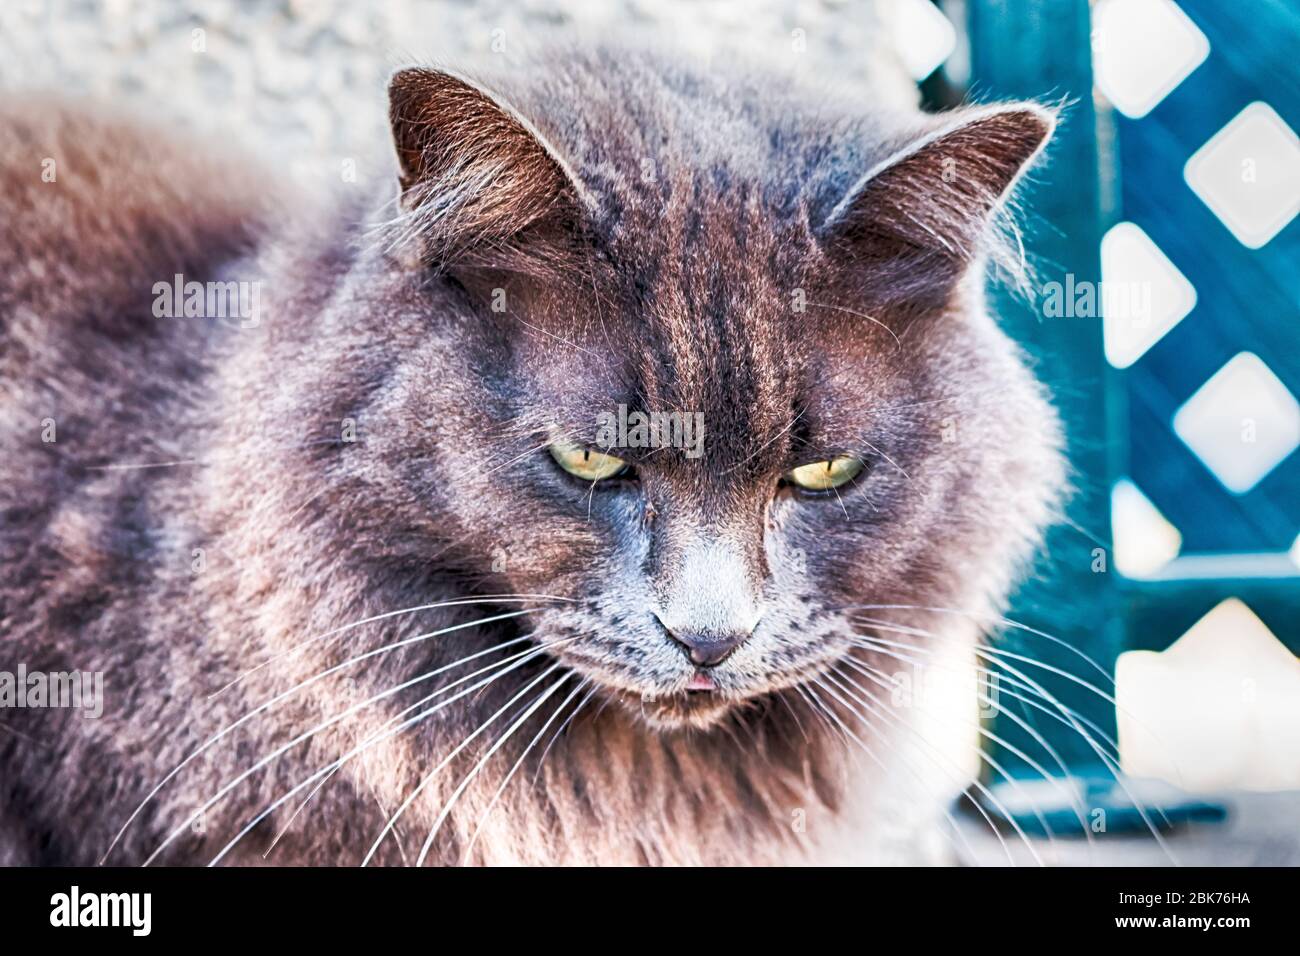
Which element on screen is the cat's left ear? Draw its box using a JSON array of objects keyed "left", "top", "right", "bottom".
[
  {"left": 819, "top": 103, "right": 1055, "bottom": 269},
  {"left": 387, "top": 67, "right": 591, "bottom": 263}
]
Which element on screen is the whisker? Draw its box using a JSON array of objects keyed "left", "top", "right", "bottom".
[
  {"left": 249, "top": 638, "right": 570, "bottom": 861},
  {"left": 462, "top": 678, "right": 590, "bottom": 864},
  {"left": 804, "top": 300, "right": 901, "bottom": 348},
  {"left": 774, "top": 688, "right": 813, "bottom": 747},
  {"left": 515, "top": 318, "right": 600, "bottom": 360},
  {"left": 79, "top": 437, "right": 345, "bottom": 473},
  {"left": 839, "top": 659, "right": 1090, "bottom": 849},
  {"left": 841, "top": 603, "right": 1116, "bottom": 688},
  {"left": 363, "top": 662, "right": 567, "bottom": 867},
  {"left": 201, "top": 638, "right": 576, "bottom": 868},
  {"left": 210, "top": 594, "right": 573, "bottom": 698},
  {"left": 848, "top": 620, "right": 1178, "bottom": 860},
  {"left": 797, "top": 683, "right": 982, "bottom": 865},
  {"left": 480, "top": 439, "right": 555, "bottom": 481},
  {"left": 362, "top": 781, "right": 410, "bottom": 867},
  {"left": 849, "top": 614, "right": 1128, "bottom": 721},
  {"left": 720, "top": 408, "right": 806, "bottom": 476},
  {"left": 530, "top": 684, "right": 598, "bottom": 788},
  {"left": 812, "top": 674, "right": 1027, "bottom": 866},
  {"left": 850, "top": 615, "right": 1139, "bottom": 742},
  {"left": 172, "top": 636, "right": 566, "bottom": 866},
  {"left": 854, "top": 635, "right": 1121, "bottom": 760},
  {"left": 857, "top": 439, "right": 910, "bottom": 481},
  {"left": 830, "top": 481, "right": 850, "bottom": 519},
  {"left": 416, "top": 672, "right": 574, "bottom": 866},
  {"left": 830, "top": 665, "right": 1060, "bottom": 849},
  {"left": 103, "top": 612, "right": 539, "bottom": 864}
]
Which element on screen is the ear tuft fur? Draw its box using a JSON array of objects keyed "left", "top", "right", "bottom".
[
  {"left": 819, "top": 103, "right": 1056, "bottom": 301},
  {"left": 386, "top": 67, "right": 588, "bottom": 267}
]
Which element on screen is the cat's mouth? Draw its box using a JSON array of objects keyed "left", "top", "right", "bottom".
[
  {"left": 686, "top": 671, "right": 718, "bottom": 692},
  {"left": 613, "top": 665, "right": 753, "bottom": 729}
]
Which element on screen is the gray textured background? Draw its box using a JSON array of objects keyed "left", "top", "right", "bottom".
[{"left": 0, "top": 0, "right": 910, "bottom": 183}]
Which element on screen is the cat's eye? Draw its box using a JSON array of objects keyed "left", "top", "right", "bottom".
[
  {"left": 549, "top": 440, "right": 630, "bottom": 482},
  {"left": 784, "top": 456, "right": 865, "bottom": 492}
]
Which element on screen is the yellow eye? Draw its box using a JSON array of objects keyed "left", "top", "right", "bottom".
[
  {"left": 549, "top": 441, "right": 629, "bottom": 481},
  {"left": 785, "top": 456, "right": 865, "bottom": 491}
]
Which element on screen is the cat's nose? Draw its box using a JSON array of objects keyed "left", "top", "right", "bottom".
[
  {"left": 654, "top": 533, "right": 765, "bottom": 667},
  {"left": 664, "top": 627, "right": 751, "bottom": 667}
]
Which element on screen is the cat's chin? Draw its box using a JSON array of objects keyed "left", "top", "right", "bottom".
[{"left": 616, "top": 688, "right": 739, "bottom": 732}]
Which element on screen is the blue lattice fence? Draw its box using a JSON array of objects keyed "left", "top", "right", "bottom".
[{"left": 921, "top": 0, "right": 1300, "bottom": 805}]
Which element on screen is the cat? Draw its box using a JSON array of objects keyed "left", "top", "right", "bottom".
[{"left": 0, "top": 44, "right": 1064, "bottom": 866}]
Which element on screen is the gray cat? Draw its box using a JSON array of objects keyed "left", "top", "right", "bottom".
[{"left": 0, "top": 45, "right": 1063, "bottom": 865}]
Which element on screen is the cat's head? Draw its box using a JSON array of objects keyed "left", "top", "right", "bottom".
[{"left": 315, "top": 55, "right": 1065, "bottom": 731}]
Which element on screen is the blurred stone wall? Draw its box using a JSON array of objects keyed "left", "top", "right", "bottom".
[{"left": 0, "top": 0, "right": 911, "bottom": 177}]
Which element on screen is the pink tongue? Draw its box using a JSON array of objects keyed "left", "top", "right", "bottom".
[{"left": 688, "top": 673, "right": 718, "bottom": 691}]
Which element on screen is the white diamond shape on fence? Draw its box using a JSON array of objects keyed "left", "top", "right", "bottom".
[
  {"left": 1092, "top": 0, "right": 1209, "bottom": 119},
  {"left": 1118, "top": 598, "right": 1300, "bottom": 792},
  {"left": 1173, "top": 352, "right": 1300, "bottom": 493},
  {"left": 1185, "top": 102, "right": 1300, "bottom": 249},
  {"left": 889, "top": 0, "right": 956, "bottom": 81},
  {"left": 1112, "top": 478, "right": 1182, "bottom": 578},
  {"left": 1101, "top": 222, "right": 1197, "bottom": 369}
]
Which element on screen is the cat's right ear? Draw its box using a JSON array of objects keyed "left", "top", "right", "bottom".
[
  {"left": 387, "top": 67, "right": 590, "bottom": 265},
  {"left": 817, "top": 103, "right": 1055, "bottom": 305}
]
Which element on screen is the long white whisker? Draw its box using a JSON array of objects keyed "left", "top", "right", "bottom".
[
  {"left": 364, "top": 662, "right": 566, "bottom": 867},
  {"left": 259, "top": 641, "right": 523, "bottom": 860},
  {"left": 255, "top": 635, "right": 556, "bottom": 859},
  {"left": 838, "top": 660, "right": 1089, "bottom": 850},
  {"left": 850, "top": 614, "right": 1129, "bottom": 722},
  {"left": 417, "top": 672, "right": 573, "bottom": 866},
  {"left": 850, "top": 622, "right": 1177, "bottom": 861},
  {"left": 200, "top": 640, "right": 539, "bottom": 864},
  {"left": 812, "top": 674, "right": 1028, "bottom": 866},
  {"left": 854, "top": 625, "right": 1126, "bottom": 762},
  {"left": 103, "top": 611, "right": 537, "bottom": 864},
  {"left": 462, "top": 678, "right": 590, "bottom": 864},
  {"left": 854, "top": 635, "right": 1121, "bottom": 760},
  {"left": 830, "top": 665, "right": 1060, "bottom": 852},
  {"left": 530, "top": 684, "right": 598, "bottom": 788},
  {"left": 201, "top": 639, "right": 575, "bottom": 868},
  {"left": 210, "top": 594, "right": 572, "bottom": 699},
  {"left": 797, "top": 683, "right": 982, "bottom": 865},
  {"left": 842, "top": 603, "right": 1115, "bottom": 688}
]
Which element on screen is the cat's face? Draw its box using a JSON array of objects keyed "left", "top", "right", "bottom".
[
  {"left": 410, "top": 225, "right": 1050, "bottom": 731},
  {"left": 336, "top": 63, "right": 1064, "bottom": 731}
]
